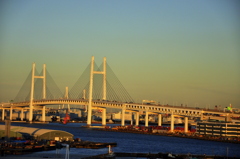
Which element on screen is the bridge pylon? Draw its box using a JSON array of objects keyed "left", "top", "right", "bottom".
[
  {"left": 87, "top": 56, "right": 106, "bottom": 126},
  {"left": 29, "top": 63, "right": 46, "bottom": 122}
]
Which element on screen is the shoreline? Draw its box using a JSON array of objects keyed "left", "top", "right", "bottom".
[
  {"left": 82, "top": 152, "right": 236, "bottom": 159},
  {"left": 96, "top": 127, "right": 240, "bottom": 144}
]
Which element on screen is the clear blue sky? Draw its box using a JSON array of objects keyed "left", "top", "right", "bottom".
[{"left": 1, "top": 0, "right": 239, "bottom": 108}]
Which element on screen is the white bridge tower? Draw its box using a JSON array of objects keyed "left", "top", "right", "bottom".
[
  {"left": 87, "top": 56, "right": 106, "bottom": 126},
  {"left": 29, "top": 63, "right": 46, "bottom": 122}
]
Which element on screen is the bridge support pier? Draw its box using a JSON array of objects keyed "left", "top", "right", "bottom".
[
  {"left": 130, "top": 112, "right": 133, "bottom": 125},
  {"left": 1, "top": 109, "right": 5, "bottom": 121},
  {"left": 21, "top": 109, "right": 24, "bottom": 121},
  {"left": 121, "top": 108, "right": 125, "bottom": 126},
  {"left": 170, "top": 114, "right": 174, "bottom": 132},
  {"left": 158, "top": 114, "right": 162, "bottom": 126},
  {"left": 102, "top": 108, "right": 106, "bottom": 126},
  {"left": 184, "top": 117, "right": 188, "bottom": 133},
  {"left": 29, "top": 108, "right": 33, "bottom": 122},
  {"left": 10, "top": 107, "right": 13, "bottom": 121},
  {"left": 145, "top": 111, "right": 149, "bottom": 127},
  {"left": 42, "top": 106, "right": 46, "bottom": 122},
  {"left": 135, "top": 111, "right": 139, "bottom": 126},
  {"left": 200, "top": 110, "right": 203, "bottom": 120}
]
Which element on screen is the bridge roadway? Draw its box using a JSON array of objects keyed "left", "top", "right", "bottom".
[{"left": 1, "top": 99, "right": 237, "bottom": 132}]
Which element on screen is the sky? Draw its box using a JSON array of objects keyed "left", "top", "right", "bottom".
[{"left": 0, "top": 0, "right": 240, "bottom": 109}]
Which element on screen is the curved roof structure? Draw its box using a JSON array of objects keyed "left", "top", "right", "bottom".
[
  {"left": 0, "top": 130, "right": 22, "bottom": 138},
  {"left": 0, "top": 125, "right": 73, "bottom": 141}
]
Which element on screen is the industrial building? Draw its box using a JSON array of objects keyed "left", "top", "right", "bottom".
[{"left": 0, "top": 125, "right": 73, "bottom": 141}]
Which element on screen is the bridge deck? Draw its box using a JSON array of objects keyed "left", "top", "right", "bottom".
[{"left": 1, "top": 99, "right": 238, "bottom": 117}]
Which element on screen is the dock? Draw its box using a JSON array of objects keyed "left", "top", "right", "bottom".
[{"left": 0, "top": 140, "right": 117, "bottom": 156}]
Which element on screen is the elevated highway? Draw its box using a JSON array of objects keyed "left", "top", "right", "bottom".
[
  {"left": 1, "top": 99, "right": 239, "bottom": 133},
  {"left": 3, "top": 99, "right": 238, "bottom": 117}
]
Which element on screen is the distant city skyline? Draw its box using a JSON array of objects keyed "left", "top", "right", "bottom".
[{"left": 0, "top": 0, "right": 239, "bottom": 109}]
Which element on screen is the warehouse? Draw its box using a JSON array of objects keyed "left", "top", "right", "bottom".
[{"left": 0, "top": 125, "right": 73, "bottom": 141}]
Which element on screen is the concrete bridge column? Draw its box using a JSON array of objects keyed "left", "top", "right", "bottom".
[
  {"left": 170, "top": 113, "right": 174, "bottom": 132},
  {"left": 10, "top": 107, "right": 13, "bottom": 121},
  {"left": 130, "top": 112, "right": 133, "bottom": 125},
  {"left": 135, "top": 111, "right": 139, "bottom": 126},
  {"left": 145, "top": 111, "right": 149, "bottom": 127},
  {"left": 42, "top": 106, "right": 46, "bottom": 122},
  {"left": 21, "top": 109, "right": 24, "bottom": 121},
  {"left": 121, "top": 108, "right": 125, "bottom": 126},
  {"left": 184, "top": 116, "right": 188, "bottom": 133},
  {"left": 87, "top": 103, "right": 92, "bottom": 126},
  {"left": 102, "top": 108, "right": 106, "bottom": 126},
  {"left": 158, "top": 114, "right": 162, "bottom": 126},
  {"left": 1, "top": 109, "right": 5, "bottom": 120},
  {"left": 200, "top": 110, "right": 203, "bottom": 120}
]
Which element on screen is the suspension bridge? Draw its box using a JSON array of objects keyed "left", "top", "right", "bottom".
[{"left": 1, "top": 56, "right": 238, "bottom": 132}]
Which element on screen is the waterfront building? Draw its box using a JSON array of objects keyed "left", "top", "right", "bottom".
[
  {"left": 112, "top": 111, "right": 132, "bottom": 121},
  {"left": 197, "top": 122, "right": 240, "bottom": 137},
  {"left": 0, "top": 125, "right": 73, "bottom": 141}
]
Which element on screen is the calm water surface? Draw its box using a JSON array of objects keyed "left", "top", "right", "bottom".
[{"left": 6, "top": 122, "right": 240, "bottom": 157}]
